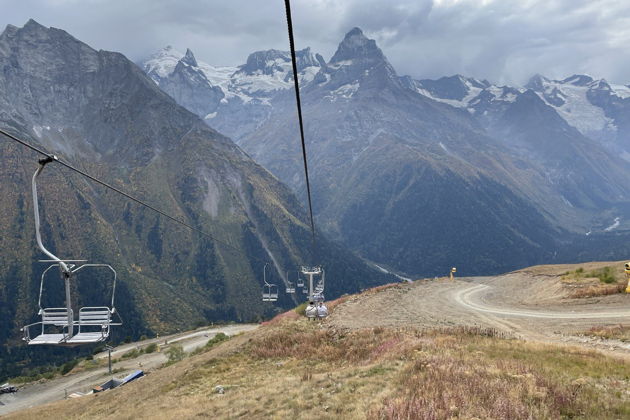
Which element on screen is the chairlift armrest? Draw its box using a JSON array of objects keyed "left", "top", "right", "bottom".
[{"left": 21, "top": 321, "right": 43, "bottom": 330}]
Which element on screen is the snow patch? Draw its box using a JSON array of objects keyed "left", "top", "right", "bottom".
[
  {"left": 143, "top": 46, "right": 184, "bottom": 79},
  {"left": 611, "top": 84, "right": 630, "bottom": 99},
  {"left": 604, "top": 217, "right": 621, "bottom": 232},
  {"left": 535, "top": 80, "right": 616, "bottom": 136},
  {"left": 325, "top": 82, "right": 360, "bottom": 101},
  {"left": 561, "top": 196, "right": 574, "bottom": 208},
  {"left": 415, "top": 82, "right": 483, "bottom": 108},
  {"left": 329, "top": 59, "right": 353, "bottom": 69}
]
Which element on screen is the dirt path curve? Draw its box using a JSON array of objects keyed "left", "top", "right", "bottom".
[
  {"left": 455, "top": 283, "right": 630, "bottom": 319},
  {"left": 327, "top": 267, "right": 630, "bottom": 356},
  {"left": 0, "top": 324, "right": 258, "bottom": 416}
]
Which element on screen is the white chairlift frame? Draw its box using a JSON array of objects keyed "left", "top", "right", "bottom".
[
  {"left": 300, "top": 266, "right": 325, "bottom": 303},
  {"left": 285, "top": 270, "right": 296, "bottom": 293},
  {"left": 21, "top": 157, "right": 122, "bottom": 346},
  {"left": 261, "top": 262, "right": 278, "bottom": 302}
]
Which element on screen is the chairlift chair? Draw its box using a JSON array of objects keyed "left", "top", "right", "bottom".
[
  {"left": 262, "top": 283, "right": 279, "bottom": 302},
  {"left": 21, "top": 157, "right": 122, "bottom": 346},
  {"left": 261, "top": 263, "right": 278, "bottom": 302},
  {"left": 284, "top": 270, "right": 295, "bottom": 293},
  {"left": 285, "top": 281, "right": 295, "bottom": 294}
]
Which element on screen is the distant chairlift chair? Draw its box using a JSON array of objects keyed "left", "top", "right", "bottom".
[
  {"left": 21, "top": 157, "right": 122, "bottom": 346},
  {"left": 261, "top": 263, "right": 278, "bottom": 302},
  {"left": 285, "top": 270, "right": 296, "bottom": 294}
]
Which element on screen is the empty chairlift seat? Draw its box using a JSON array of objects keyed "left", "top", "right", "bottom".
[
  {"left": 23, "top": 308, "right": 73, "bottom": 345},
  {"left": 65, "top": 307, "right": 112, "bottom": 344},
  {"left": 262, "top": 284, "right": 278, "bottom": 302}
]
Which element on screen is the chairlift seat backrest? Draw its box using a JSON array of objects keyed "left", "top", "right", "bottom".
[
  {"left": 41, "top": 308, "right": 73, "bottom": 326},
  {"left": 79, "top": 307, "right": 111, "bottom": 325}
]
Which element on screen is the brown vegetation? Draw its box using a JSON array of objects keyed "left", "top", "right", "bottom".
[
  {"left": 561, "top": 265, "right": 628, "bottom": 298},
  {"left": 586, "top": 325, "right": 630, "bottom": 342},
  {"left": 9, "top": 318, "right": 630, "bottom": 420}
]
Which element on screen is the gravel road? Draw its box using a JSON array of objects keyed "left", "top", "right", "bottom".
[
  {"left": 327, "top": 264, "right": 630, "bottom": 355},
  {"left": 0, "top": 324, "right": 258, "bottom": 416}
]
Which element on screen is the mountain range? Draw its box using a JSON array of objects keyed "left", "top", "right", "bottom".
[
  {"left": 0, "top": 20, "right": 391, "bottom": 379},
  {"left": 141, "top": 27, "right": 630, "bottom": 277}
]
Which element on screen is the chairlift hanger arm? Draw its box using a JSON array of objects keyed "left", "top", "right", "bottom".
[{"left": 32, "top": 160, "right": 69, "bottom": 274}]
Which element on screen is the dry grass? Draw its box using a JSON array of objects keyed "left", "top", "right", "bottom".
[
  {"left": 7, "top": 320, "right": 630, "bottom": 420},
  {"left": 561, "top": 265, "right": 628, "bottom": 298},
  {"left": 586, "top": 325, "right": 630, "bottom": 342},
  {"left": 571, "top": 282, "right": 627, "bottom": 298}
]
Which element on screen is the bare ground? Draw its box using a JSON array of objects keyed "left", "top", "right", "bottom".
[{"left": 326, "top": 261, "right": 630, "bottom": 356}]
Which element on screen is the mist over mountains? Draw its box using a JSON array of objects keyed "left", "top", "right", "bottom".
[{"left": 141, "top": 27, "right": 630, "bottom": 277}]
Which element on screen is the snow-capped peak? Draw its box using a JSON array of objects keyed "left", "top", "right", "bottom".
[
  {"left": 142, "top": 45, "right": 185, "bottom": 81},
  {"left": 561, "top": 74, "right": 594, "bottom": 87}
]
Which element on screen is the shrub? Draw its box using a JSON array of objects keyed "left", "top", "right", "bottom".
[
  {"left": 294, "top": 302, "right": 308, "bottom": 316},
  {"left": 587, "top": 266, "right": 617, "bottom": 284},
  {"left": 205, "top": 332, "right": 229, "bottom": 349},
  {"left": 60, "top": 359, "right": 79, "bottom": 375},
  {"left": 122, "top": 349, "right": 141, "bottom": 359},
  {"left": 165, "top": 344, "right": 185, "bottom": 364},
  {"left": 144, "top": 343, "right": 158, "bottom": 353}
]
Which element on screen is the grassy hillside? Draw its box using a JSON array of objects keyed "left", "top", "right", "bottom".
[{"left": 9, "top": 308, "right": 630, "bottom": 419}]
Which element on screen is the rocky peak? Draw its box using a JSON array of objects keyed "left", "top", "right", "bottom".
[
  {"left": 238, "top": 47, "right": 320, "bottom": 77},
  {"left": 181, "top": 48, "right": 198, "bottom": 67},
  {"left": 329, "top": 27, "right": 385, "bottom": 64},
  {"left": 561, "top": 74, "right": 594, "bottom": 87},
  {"left": 240, "top": 49, "right": 288, "bottom": 75},
  {"left": 525, "top": 74, "right": 550, "bottom": 91},
  {"left": 23, "top": 18, "right": 46, "bottom": 32},
  {"left": 295, "top": 47, "right": 320, "bottom": 70}
]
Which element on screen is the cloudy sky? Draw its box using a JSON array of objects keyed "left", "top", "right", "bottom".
[{"left": 0, "top": 0, "right": 628, "bottom": 85}]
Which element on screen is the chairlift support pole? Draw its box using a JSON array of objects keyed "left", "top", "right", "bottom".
[
  {"left": 300, "top": 266, "right": 322, "bottom": 302},
  {"left": 32, "top": 156, "right": 74, "bottom": 338},
  {"left": 106, "top": 345, "right": 113, "bottom": 374}
]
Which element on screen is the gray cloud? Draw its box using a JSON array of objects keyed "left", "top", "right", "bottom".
[{"left": 0, "top": 0, "right": 628, "bottom": 85}]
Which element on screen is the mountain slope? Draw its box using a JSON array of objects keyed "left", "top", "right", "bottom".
[
  {"left": 141, "top": 28, "right": 630, "bottom": 277},
  {"left": 0, "top": 20, "right": 391, "bottom": 378},
  {"left": 234, "top": 28, "right": 576, "bottom": 276}
]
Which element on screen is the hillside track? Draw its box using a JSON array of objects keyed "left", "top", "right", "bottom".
[
  {"left": 0, "top": 324, "right": 258, "bottom": 416},
  {"left": 327, "top": 265, "right": 630, "bottom": 356}
]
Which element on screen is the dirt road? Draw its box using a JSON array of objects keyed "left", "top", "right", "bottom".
[
  {"left": 0, "top": 324, "right": 257, "bottom": 416},
  {"left": 328, "top": 263, "right": 630, "bottom": 354}
]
